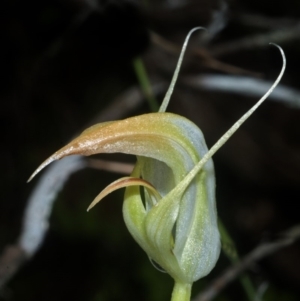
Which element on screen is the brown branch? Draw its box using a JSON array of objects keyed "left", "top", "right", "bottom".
[
  {"left": 193, "top": 225, "right": 300, "bottom": 301},
  {"left": 209, "top": 24, "right": 300, "bottom": 57},
  {"left": 151, "top": 31, "right": 260, "bottom": 77},
  {"left": 0, "top": 246, "right": 27, "bottom": 289},
  {"left": 87, "top": 159, "right": 134, "bottom": 174},
  {"left": 234, "top": 13, "right": 299, "bottom": 30}
]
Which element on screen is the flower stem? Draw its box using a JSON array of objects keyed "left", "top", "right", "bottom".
[
  {"left": 132, "top": 57, "right": 159, "bottom": 112},
  {"left": 171, "top": 282, "right": 192, "bottom": 301},
  {"left": 218, "top": 220, "right": 256, "bottom": 300}
]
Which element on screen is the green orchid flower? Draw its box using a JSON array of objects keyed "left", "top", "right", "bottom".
[{"left": 28, "top": 28, "right": 285, "bottom": 301}]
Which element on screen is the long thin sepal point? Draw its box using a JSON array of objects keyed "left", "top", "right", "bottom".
[
  {"left": 159, "top": 27, "right": 206, "bottom": 113},
  {"left": 27, "top": 156, "right": 57, "bottom": 183},
  {"left": 177, "top": 43, "right": 286, "bottom": 192}
]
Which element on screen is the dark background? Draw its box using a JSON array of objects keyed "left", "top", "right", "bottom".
[{"left": 1, "top": 0, "right": 300, "bottom": 300}]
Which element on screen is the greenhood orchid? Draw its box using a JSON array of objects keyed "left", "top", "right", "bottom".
[{"left": 28, "top": 28, "right": 285, "bottom": 301}]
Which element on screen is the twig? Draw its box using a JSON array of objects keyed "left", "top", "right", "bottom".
[
  {"left": 209, "top": 24, "right": 300, "bottom": 57},
  {"left": 193, "top": 225, "right": 300, "bottom": 301},
  {"left": 151, "top": 32, "right": 260, "bottom": 76},
  {"left": 218, "top": 220, "right": 255, "bottom": 300},
  {"left": 0, "top": 246, "right": 27, "bottom": 289},
  {"left": 87, "top": 159, "right": 134, "bottom": 174},
  {"left": 253, "top": 282, "right": 269, "bottom": 301},
  {"left": 234, "top": 13, "right": 299, "bottom": 30},
  {"left": 88, "top": 83, "right": 166, "bottom": 125},
  {"left": 182, "top": 74, "right": 300, "bottom": 109}
]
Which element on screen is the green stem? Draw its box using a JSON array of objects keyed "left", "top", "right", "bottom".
[
  {"left": 132, "top": 57, "right": 159, "bottom": 112},
  {"left": 171, "top": 282, "right": 192, "bottom": 301},
  {"left": 218, "top": 220, "right": 256, "bottom": 301}
]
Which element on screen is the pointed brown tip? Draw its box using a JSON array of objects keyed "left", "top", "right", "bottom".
[
  {"left": 86, "top": 203, "right": 94, "bottom": 212},
  {"left": 27, "top": 156, "right": 57, "bottom": 183}
]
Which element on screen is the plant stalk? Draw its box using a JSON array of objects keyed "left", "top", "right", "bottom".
[{"left": 171, "top": 281, "right": 192, "bottom": 301}]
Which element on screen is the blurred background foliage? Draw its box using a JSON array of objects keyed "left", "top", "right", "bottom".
[{"left": 1, "top": 0, "right": 300, "bottom": 300}]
